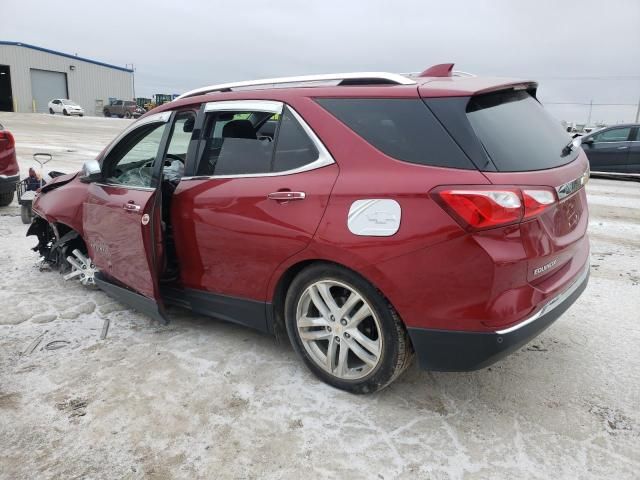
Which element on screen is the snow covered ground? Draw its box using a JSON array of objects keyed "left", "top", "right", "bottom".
[{"left": 0, "top": 113, "right": 639, "bottom": 479}]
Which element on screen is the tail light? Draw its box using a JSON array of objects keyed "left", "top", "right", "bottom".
[
  {"left": 0, "top": 130, "right": 15, "bottom": 150},
  {"left": 522, "top": 189, "right": 555, "bottom": 219},
  {"left": 432, "top": 186, "right": 557, "bottom": 231}
]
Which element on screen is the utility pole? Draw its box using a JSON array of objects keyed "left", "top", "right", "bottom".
[
  {"left": 586, "top": 99, "right": 593, "bottom": 126},
  {"left": 127, "top": 63, "right": 136, "bottom": 100},
  {"left": 635, "top": 96, "right": 640, "bottom": 123}
]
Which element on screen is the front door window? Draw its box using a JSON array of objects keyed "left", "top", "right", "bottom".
[{"left": 103, "top": 123, "right": 167, "bottom": 188}]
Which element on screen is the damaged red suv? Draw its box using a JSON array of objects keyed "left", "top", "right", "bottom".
[{"left": 28, "top": 64, "right": 590, "bottom": 393}]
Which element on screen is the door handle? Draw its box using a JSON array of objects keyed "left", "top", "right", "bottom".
[
  {"left": 123, "top": 202, "right": 141, "bottom": 212},
  {"left": 617, "top": 146, "right": 629, "bottom": 150},
  {"left": 267, "top": 191, "right": 306, "bottom": 201}
]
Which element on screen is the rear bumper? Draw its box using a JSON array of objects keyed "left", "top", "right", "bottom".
[
  {"left": 408, "top": 263, "right": 589, "bottom": 371},
  {"left": 0, "top": 173, "right": 20, "bottom": 193}
]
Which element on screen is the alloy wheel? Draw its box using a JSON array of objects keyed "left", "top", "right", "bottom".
[
  {"left": 63, "top": 249, "right": 98, "bottom": 286},
  {"left": 296, "top": 280, "right": 383, "bottom": 380}
]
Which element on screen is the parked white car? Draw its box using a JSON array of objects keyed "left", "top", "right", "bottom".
[{"left": 48, "top": 99, "right": 84, "bottom": 116}]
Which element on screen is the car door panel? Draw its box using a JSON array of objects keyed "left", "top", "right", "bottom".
[
  {"left": 583, "top": 141, "right": 630, "bottom": 172},
  {"left": 629, "top": 128, "right": 640, "bottom": 173},
  {"left": 171, "top": 163, "right": 339, "bottom": 301},
  {"left": 583, "top": 127, "right": 632, "bottom": 173},
  {"left": 81, "top": 113, "right": 172, "bottom": 322},
  {"left": 83, "top": 184, "right": 160, "bottom": 298}
]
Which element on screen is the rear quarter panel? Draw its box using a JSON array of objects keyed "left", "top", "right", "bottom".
[{"left": 265, "top": 97, "right": 490, "bottom": 301}]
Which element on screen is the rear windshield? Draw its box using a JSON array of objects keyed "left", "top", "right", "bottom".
[
  {"left": 466, "top": 90, "right": 578, "bottom": 171},
  {"left": 316, "top": 98, "right": 475, "bottom": 169}
]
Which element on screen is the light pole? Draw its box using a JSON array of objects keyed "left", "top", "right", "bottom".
[
  {"left": 586, "top": 99, "right": 593, "bottom": 126},
  {"left": 126, "top": 63, "right": 136, "bottom": 100}
]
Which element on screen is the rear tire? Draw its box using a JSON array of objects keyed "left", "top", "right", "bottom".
[
  {"left": 20, "top": 204, "right": 32, "bottom": 224},
  {"left": 0, "top": 191, "right": 13, "bottom": 207},
  {"left": 63, "top": 109, "right": 69, "bottom": 116},
  {"left": 285, "top": 263, "right": 413, "bottom": 394},
  {"left": 49, "top": 108, "right": 54, "bottom": 114},
  {"left": 104, "top": 110, "right": 110, "bottom": 118}
]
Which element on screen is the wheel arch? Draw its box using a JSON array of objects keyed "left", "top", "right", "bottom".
[{"left": 268, "top": 258, "right": 409, "bottom": 344}]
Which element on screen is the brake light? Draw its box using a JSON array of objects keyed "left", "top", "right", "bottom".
[
  {"left": 0, "top": 130, "right": 15, "bottom": 150},
  {"left": 432, "top": 186, "right": 557, "bottom": 231}
]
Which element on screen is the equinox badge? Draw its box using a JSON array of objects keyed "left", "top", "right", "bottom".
[{"left": 534, "top": 259, "right": 558, "bottom": 276}]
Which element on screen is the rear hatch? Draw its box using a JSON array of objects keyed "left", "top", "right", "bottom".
[{"left": 423, "top": 86, "right": 590, "bottom": 326}]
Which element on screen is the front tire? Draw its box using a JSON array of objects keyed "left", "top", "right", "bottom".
[
  {"left": 124, "top": 111, "right": 132, "bottom": 119},
  {"left": 104, "top": 110, "right": 110, "bottom": 118},
  {"left": 285, "top": 263, "right": 413, "bottom": 394},
  {"left": 63, "top": 109, "right": 70, "bottom": 116}
]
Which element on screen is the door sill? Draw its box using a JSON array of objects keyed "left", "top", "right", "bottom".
[{"left": 95, "top": 273, "right": 169, "bottom": 325}]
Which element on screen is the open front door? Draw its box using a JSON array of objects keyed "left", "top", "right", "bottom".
[{"left": 83, "top": 112, "right": 173, "bottom": 323}]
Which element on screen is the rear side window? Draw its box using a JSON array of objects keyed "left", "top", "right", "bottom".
[
  {"left": 466, "top": 90, "right": 578, "bottom": 171},
  {"left": 197, "top": 111, "right": 277, "bottom": 176},
  {"left": 196, "top": 106, "right": 321, "bottom": 176},
  {"left": 316, "top": 98, "right": 474, "bottom": 169},
  {"left": 273, "top": 107, "right": 318, "bottom": 172}
]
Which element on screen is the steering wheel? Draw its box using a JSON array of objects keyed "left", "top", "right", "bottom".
[{"left": 142, "top": 154, "right": 185, "bottom": 169}]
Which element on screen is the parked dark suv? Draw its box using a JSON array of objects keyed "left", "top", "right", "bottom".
[
  {"left": 27, "top": 64, "right": 590, "bottom": 393},
  {"left": 580, "top": 123, "right": 640, "bottom": 175}
]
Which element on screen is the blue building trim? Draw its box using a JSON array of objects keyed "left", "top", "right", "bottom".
[{"left": 0, "top": 41, "right": 134, "bottom": 73}]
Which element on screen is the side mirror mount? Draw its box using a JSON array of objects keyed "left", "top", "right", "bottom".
[
  {"left": 582, "top": 137, "right": 594, "bottom": 145},
  {"left": 80, "top": 159, "right": 102, "bottom": 183}
]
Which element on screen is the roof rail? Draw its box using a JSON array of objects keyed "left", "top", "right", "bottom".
[{"left": 175, "top": 72, "right": 416, "bottom": 100}]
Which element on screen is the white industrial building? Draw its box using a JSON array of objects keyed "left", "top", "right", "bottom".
[{"left": 0, "top": 41, "right": 133, "bottom": 116}]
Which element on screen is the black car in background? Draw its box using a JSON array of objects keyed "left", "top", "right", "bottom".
[{"left": 580, "top": 124, "right": 640, "bottom": 175}]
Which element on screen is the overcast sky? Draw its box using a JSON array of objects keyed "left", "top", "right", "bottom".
[{"left": 3, "top": 0, "right": 639, "bottom": 123}]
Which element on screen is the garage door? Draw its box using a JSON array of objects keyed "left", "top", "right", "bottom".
[{"left": 30, "top": 69, "right": 68, "bottom": 113}]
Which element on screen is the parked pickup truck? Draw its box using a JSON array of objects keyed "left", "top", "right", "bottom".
[{"left": 103, "top": 100, "right": 145, "bottom": 119}]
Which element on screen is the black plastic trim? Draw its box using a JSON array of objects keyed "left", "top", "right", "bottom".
[
  {"left": 408, "top": 268, "right": 589, "bottom": 371},
  {"left": 161, "top": 286, "right": 270, "bottom": 333},
  {"left": 95, "top": 273, "right": 168, "bottom": 325}
]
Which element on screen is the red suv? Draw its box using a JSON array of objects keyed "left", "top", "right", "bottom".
[
  {"left": 27, "top": 64, "right": 590, "bottom": 393},
  {"left": 0, "top": 123, "right": 19, "bottom": 206}
]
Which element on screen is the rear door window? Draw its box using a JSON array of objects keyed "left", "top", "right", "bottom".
[
  {"left": 592, "top": 127, "right": 631, "bottom": 143},
  {"left": 466, "top": 90, "right": 578, "bottom": 171},
  {"left": 197, "top": 111, "right": 277, "bottom": 176},
  {"left": 196, "top": 105, "right": 322, "bottom": 176},
  {"left": 316, "top": 98, "right": 474, "bottom": 169}
]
